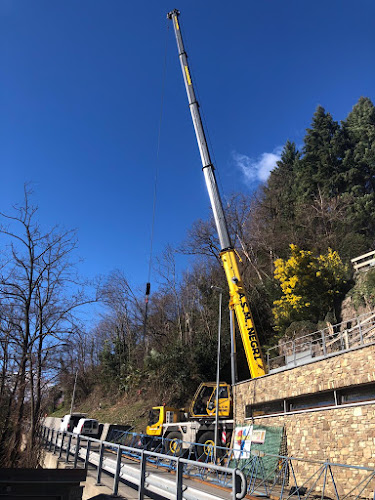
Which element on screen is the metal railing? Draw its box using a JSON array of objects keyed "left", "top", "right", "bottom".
[
  {"left": 351, "top": 250, "right": 375, "bottom": 271},
  {"left": 40, "top": 425, "right": 375, "bottom": 500},
  {"left": 40, "top": 425, "right": 246, "bottom": 500},
  {"left": 266, "top": 310, "right": 375, "bottom": 372}
]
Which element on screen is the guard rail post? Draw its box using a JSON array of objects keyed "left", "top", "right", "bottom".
[
  {"left": 49, "top": 429, "right": 54, "bottom": 452},
  {"left": 45, "top": 427, "right": 51, "bottom": 448},
  {"left": 340, "top": 331, "right": 344, "bottom": 350},
  {"left": 138, "top": 450, "right": 146, "bottom": 500},
  {"left": 322, "top": 460, "right": 329, "bottom": 495},
  {"left": 176, "top": 457, "right": 183, "bottom": 500},
  {"left": 358, "top": 318, "right": 363, "bottom": 344},
  {"left": 85, "top": 439, "right": 91, "bottom": 469},
  {"left": 52, "top": 430, "right": 58, "bottom": 454},
  {"left": 44, "top": 426, "right": 49, "bottom": 445},
  {"left": 74, "top": 436, "right": 81, "bottom": 468},
  {"left": 328, "top": 463, "right": 340, "bottom": 499},
  {"left": 96, "top": 441, "right": 104, "bottom": 485},
  {"left": 113, "top": 445, "right": 122, "bottom": 496},
  {"left": 65, "top": 433, "right": 72, "bottom": 463},
  {"left": 41, "top": 426, "right": 46, "bottom": 445},
  {"left": 280, "top": 456, "right": 289, "bottom": 499},
  {"left": 58, "top": 432, "right": 65, "bottom": 459},
  {"left": 321, "top": 330, "right": 327, "bottom": 356},
  {"left": 232, "top": 469, "right": 246, "bottom": 500}
]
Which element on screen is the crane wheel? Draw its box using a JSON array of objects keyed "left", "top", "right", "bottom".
[
  {"left": 164, "top": 431, "right": 183, "bottom": 456},
  {"left": 197, "top": 431, "right": 215, "bottom": 459}
]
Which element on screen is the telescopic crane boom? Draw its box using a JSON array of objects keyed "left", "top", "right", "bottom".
[{"left": 167, "top": 9, "right": 266, "bottom": 378}]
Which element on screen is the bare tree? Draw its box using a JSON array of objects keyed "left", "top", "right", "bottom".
[
  {"left": 0, "top": 188, "right": 95, "bottom": 466},
  {"left": 98, "top": 270, "right": 144, "bottom": 375},
  {"left": 155, "top": 246, "right": 184, "bottom": 342}
]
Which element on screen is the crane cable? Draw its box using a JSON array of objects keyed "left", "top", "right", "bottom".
[{"left": 143, "top": 19, "right": 170, "bottom": 342}]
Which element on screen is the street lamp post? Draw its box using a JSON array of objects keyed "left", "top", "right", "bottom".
[
  {"left": 211, "top": 286, "right": 223, "bottom": 461},
  {"left": 69, "top": 370, "right": 78, "bottom": 415},
  {"left": 230, "top": 309, "right": 237, "bottom": 387}
]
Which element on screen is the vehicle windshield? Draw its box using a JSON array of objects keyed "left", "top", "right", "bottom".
[
  {"left": 193, "top": 386, "right": 214, "bottom": 415},
  {"left": 218, "top": 386, "right": 228, "bottom": 399},
  {"left": 148, "top": 409, "right": 160, "bottom": 426}
]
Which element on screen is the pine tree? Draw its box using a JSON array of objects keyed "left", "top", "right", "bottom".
[
  {"left": 296, "top": 106, "right": 342, "bottom": 201},
  {"left": 341, "top": 97, "right": 375, "bottom": 249},
  {"left": 263, "top": 140, "right": 300, "bottom": 223},
  {"left": 259, "top": 141, "right": 301, "bottom": 258}
]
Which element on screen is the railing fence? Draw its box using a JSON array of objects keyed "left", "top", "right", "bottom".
[
  {"left": 266, "top": 310, "right": 375, "bottom": 372},
  {"left": 40, "top": 425, "right": 375, "bottom": 500}
]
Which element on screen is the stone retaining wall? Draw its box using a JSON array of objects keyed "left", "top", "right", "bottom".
[{"left": 234, "top": 344, "right": 375, "bottom": 497}]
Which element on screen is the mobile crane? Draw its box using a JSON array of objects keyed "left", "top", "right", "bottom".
[{"left": 146, "top": 9, "right": 266, "bottom": 455}]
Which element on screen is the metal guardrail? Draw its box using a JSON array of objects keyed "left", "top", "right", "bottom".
[
  {"left": 40, "top": 425, "right": 375, "bottom": 500},
  {"left": 266, "top": 310, "right": 375, "bottom": 372},
  {"left": 40, "top": 425, "right": 246, "bottom": 500},
  {"left": 351, "top": 250, "right": 375, "bottom": 271}
]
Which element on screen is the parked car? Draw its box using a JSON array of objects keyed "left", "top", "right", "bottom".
[
  {"left": 60, "top": 413, "right": 87, "bottom": 433},
  {"left": 72, "top": 418, "right": 99, "bottom": 437}
]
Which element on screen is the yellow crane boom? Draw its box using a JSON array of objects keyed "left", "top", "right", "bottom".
[{"left": 167, "top": 10, "right": 266, "bottom": 378}]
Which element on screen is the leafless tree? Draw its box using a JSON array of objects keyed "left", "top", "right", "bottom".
[
  {"left": 155, "top": 246, "right": 184, "bottom": 342},
  {"left": 0, "top": 188, "right": 95, "bottom": 466},
  {"left": 98, "top": 270, "right": 144, "bottom": 370}
]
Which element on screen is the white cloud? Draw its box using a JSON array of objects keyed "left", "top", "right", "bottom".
[{"left": 232, "top": 147, "right": 283, "bottom": 184}]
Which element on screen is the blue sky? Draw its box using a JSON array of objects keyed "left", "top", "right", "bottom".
[{"left": 1, "top": 0, "right": 374, "bottom": 299}]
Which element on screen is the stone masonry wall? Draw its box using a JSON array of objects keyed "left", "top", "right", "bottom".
[{"left": 234, "top": 344, "right": 375, "bottom": 497}]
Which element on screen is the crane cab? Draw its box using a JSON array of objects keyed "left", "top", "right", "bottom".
[
  {"left": 190, "top": 382, "right": 232, "bottom": 419},
  {"left": 146, "top": 406, "right": 185, "bottom": 436}
]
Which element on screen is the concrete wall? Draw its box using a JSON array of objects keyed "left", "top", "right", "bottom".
[
  {"left": 234, "top": 344, "right": 375, "bottom": 496},
  {"left": 44, "top": 416, "right": 62, "bottom": 431}
]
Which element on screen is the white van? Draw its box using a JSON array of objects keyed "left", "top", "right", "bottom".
[
  {"left": 72, "top": 418, "right": 99, "bottom": 437},
  {"left": 60, "top": 413, "right": 87, "bottom": 433}
]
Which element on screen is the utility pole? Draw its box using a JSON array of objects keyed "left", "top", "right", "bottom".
[
  {"left": 211, "top": 286, "right": 223, "bottom": 460},
  {"left": 69, "top": 370, "right": 78, "bottom": 415}
]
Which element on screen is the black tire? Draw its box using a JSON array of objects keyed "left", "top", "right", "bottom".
[
  {"left": 197, "top": 431, "right": 215, "bottom": 459},
  {"left": 164, "top": 431, "right": 183, "bottom": 456}
]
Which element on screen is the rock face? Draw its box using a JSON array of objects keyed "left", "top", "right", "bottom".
[
  {"left": 340, "top": 294, "right": 369, "bottom": 325},
  {"left": 340, "top": 264, "right": 375, "bottom": 324},
  {"left": 234, "top": 344, "right": 375, "bottom": 496}
]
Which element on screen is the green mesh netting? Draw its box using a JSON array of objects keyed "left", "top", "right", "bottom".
[{"left": 229, "top": 424, "right": 285, "bottom": 480}]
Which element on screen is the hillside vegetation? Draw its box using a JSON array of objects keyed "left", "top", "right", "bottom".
[
  {"left": 54, "top": 97, "right": 375, "bottom": 418},
  {"left": 1, "top": 97, "right": 375, "bottom": 463}
]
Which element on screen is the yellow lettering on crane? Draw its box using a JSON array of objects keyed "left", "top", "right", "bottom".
[
  {"left": 184, "top": 66, "right": 192, "bottom": 86},
  {"left": 175, "top": 17, "right": 180, "bottom": 30},
  {"left": 220, "top": 248, "right": 266, "bottom": 377}
]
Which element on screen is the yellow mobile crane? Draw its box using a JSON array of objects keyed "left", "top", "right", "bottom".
[{"left": 146, "top": 10, "right": 266, "bottom": 454}]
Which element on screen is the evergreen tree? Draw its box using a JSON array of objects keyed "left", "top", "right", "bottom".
[
  {"left": 340, "top": 97, "right": 375, "bottom": 249},
  {"left": 296, "top": 106, "right": 342, "bottom": 200},
  {"left": 263, "top": 140, "right": 300, "bottom": 224},
  {"left": 258, "top": 141, "right": 301, "bottom": 258}
]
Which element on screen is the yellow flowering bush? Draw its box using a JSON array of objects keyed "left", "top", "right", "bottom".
[{"left": 273, "top": 245, "right": 347, "bottom": 331}]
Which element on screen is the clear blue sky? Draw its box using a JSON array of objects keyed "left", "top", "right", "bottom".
[{"left": 1, "top": 0, "right": 374, "bottom": 296}]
